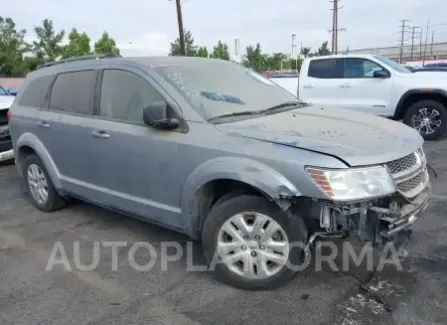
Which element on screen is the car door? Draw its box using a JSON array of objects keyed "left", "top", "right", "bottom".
[
  {"left": 88, "top": 67, "right": 183, "bottom": 227},
  {"left": 336, "top": 58, "right": 394, "bottom": 116},
  {"left": 38, "top": 70, "right": 100, "bottom": 197},
  {"left": 299, "top": 58, "right": 342, "bottom": 108}
]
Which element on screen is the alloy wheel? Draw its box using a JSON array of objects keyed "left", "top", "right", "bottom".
[
  {"left": 217, "top": 212, "right": 289, "bottom": 279},
  {"left": 27, "top": 164, "right": 48, "bottom": 205},
  {"left": 412, "top": 107, "right": 442, "bottom": 135}
]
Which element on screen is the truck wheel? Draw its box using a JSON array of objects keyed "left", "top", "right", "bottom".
[
  {"left": 22, "top": 154, "right": 66, "bottom": 212},
  {"left": 201, "top": 194, "right": 308, "bottom": 290},
  {"left": 403, "top": 100, "right": 447, "bottom": 140}
]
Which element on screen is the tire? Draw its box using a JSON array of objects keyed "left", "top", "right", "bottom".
[
  {"left": 403, "top": 100, "right": 447, "bottom": 140},
  {"left": 201, "top": 194, "right": 308, "bottom": 290},
  {"left": 22, "top": 154, "right": 66, "bottom": 212}
]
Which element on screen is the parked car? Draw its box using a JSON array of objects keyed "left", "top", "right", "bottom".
[
  {"left": 403, "top": 64, "right": 418, "bottom": 71},
  {"left": 0, "top": 86, "right": 15, "bottom": 162},
  {"left": 424, "top": 62, "right": 447, "bottom": 68},
  {"left": 7, "top": 88, "right": 18, "bottom": 96},
  {"left": 9, "top": 54, "right": 431, "bottom": 290},
  {"left": 412, "top": 66, "right": 447, "bottom": 72},
  {"left": 298, "top": 54, "right": 447, "bottom": 140}
]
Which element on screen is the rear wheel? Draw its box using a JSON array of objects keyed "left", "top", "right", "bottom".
[
  {"left": 22, "top": 154, "right": 66, "bottom": 212},
  {"left": 403, "top": 100, "right": 447, "bottom": 140},
  {"left": 202, "top": 195, "right": 308, "bottom": 290}
]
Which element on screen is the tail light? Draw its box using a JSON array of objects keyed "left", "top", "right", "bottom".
[{"left": 6, "top": 110, "right": 11, "bottom": 123}]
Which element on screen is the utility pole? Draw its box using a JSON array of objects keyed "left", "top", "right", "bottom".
[
  {"left": 422, "top": 20, "right": 430, "bottom": 65},
  {"left": 291, "top": 34, "right": 297, "bottom": 70},
  {"left": 410, "top": 26, "right": 420, "bottom": 59},
  {"left": 329, "top": 0, "right": 346, "bottom": 54},
  {"left": 419, "top": 27, "right": 423, "bottom": 59},
  {"left": 430, "top": 30, "right": 435, "bottom": 56},
  {"left": 398, "top": 20, "right": 410, "bottom": 63},
  {"left": 175, "top": 0, "right": 186, "bottom": 55}
]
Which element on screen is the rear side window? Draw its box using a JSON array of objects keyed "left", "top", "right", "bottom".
[
  {"left": 50, "top": 70, "right": 95, "bottom": 115},
  {"left": 18, "top": 76, "right": 54, "bottom": 107},
  {"left": 308, "top": 59, "right": 342, "bottom": 78}
]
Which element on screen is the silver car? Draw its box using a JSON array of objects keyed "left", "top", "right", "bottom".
[{"left": 9, "top": 54, "right": 431, "bottom": 290}]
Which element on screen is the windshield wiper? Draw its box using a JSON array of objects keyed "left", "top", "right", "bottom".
[
  {"left": 207, "top": 101, "right": 306, "bottom": 123},
  {"left": 207, "top": 110, "right": 260, "bottom": 122},
  {"left": 258, "top": 101, "right": 307, "bottom": 113}
]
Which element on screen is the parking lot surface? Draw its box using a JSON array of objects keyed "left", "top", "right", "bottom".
[{"left": 1, "top": 140, "right": 447, "bottom": 325}]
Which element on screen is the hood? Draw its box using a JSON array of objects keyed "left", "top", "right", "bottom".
[
  {"left": 215, "top": 106, "right": 423, "bottom": 167},
  {"left": 0, "top": 96, "right": 14, "bottom": 110},
  {"left": 404, "top": 71, "right": 447, "bottom": 79}
]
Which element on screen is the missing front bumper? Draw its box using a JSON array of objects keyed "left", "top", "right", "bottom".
[
  {"left": 380, "top": 187, "right": 430, "bottom": 238},
  {"left": 305, "top": 183, "right": 431, "bottom": 247}
]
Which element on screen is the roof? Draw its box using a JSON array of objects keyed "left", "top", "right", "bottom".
[
  {"left": 28, "top": 55, "right": 230, "bottom": 79},
  {"left": 305, "top": 53, "right": 381, "bottom": 60}
]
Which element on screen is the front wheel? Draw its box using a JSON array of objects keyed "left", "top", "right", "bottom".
[
  {"left": 201, "top": 195, "right": 308, "bottom": 290},
  {"left": 403, "top": 100, "right": 447, "bottom": 140}
]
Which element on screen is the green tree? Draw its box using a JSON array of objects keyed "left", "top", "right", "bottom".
[
  {"left": 94, "top": 32, "right": 120, "bottom": 54},
  {"left": 169, "top": 29, "right": 197, "bottom": 56},
  {"left": 300, "top": 47, "right": 311, "bottom": 58},
  {"left": 243, "top": 43, "right": 267, "bottom": 72},
  {"left": 210, "top": 41, "right": 230, "bottom": 60},
  {"left": 314, "top": 41, "right": 331, "bottom": 56},
  {"left": 287, "top": 57, "right": 303, "bottom": 71},
  {"left": 0, "top": 16, "right": 30, "bottom": 76},
  {"left": 266, "top": 52, "right": 287, "bottom": 71},
  {"left": 197, "top": 46, "right": 208, "bottom": 58},
  {"left": 33, "top": 19, "right": 65, "bottom": 62},
  {"left": 62, "top": 28, "right": 91, "bottom": 58}
]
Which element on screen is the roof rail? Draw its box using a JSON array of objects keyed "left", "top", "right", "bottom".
[{"left": 36, "top": 53, "right": 122, "bottom": 69}]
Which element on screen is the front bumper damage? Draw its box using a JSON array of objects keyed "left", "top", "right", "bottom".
[{"left": 299, "top": 181, "right": 431, "bottom": 251}]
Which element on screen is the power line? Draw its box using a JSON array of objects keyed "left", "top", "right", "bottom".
[{"left": 329, "top": 0, "right": 346, "bottom": 54}]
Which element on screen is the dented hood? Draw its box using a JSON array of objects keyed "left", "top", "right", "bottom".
[{"left": 215, "top": 106, "right": 423, "bottom": 166}]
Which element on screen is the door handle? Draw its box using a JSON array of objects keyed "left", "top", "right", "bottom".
[
  {"left": 340, "top": 84, "right": 351, "bottom": 88},
  {"left": 92, "top": 130, "right": 110, "bottom": 139},
  {"left": 302, "top": 84, "right": 314, "bottom": 89},
  {"left": 37, "top": 121, "right": 50, "bottom": 128}
]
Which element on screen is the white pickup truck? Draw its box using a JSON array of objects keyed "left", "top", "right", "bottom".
[{"left": 298, "top": 54, "right": 447, "bottom": 140}]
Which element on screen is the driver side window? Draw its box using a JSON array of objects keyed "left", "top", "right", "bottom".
[
  {"left": 343, "top": 58, "right": 385, "bottom": 79},
  {"left": 100, "top": 69, "right": 164, "bottom": 123}
]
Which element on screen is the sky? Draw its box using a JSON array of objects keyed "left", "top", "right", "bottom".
[{"left": 5, "top": 0, "right": 447, "bottom": 57}]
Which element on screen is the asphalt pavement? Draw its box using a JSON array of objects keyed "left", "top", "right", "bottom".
[{"left": 0, "top": 140, "right": 446, "bottom": 325}]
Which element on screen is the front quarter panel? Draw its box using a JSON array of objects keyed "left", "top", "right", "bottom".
[{"left": 181, "top": 156, "right": 302, "bottom": 238}]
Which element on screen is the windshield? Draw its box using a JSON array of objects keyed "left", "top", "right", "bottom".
[
  {"left": 374, "top": 56, "right": 411, "bottom": 73},
  {"left": 153, "top": 60, "right": 302, "bottom": 120}
]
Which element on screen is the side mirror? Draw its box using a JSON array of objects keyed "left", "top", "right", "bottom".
[
  {"left": 143, "top": 101, "right": 179, "bottom": 130},
  {"left": 373, "top": 70, "right": 390, "bottom": 78}
]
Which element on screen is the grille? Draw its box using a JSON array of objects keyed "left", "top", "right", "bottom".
[
  {"left": 397, "top": 172, "right": 424, "bottom": 193},
  {"left": 386, "top": 149, "right": 427, "bottom": 197},
  {"left": 386, "top": 153, "right": 418, "bottom": 174}
]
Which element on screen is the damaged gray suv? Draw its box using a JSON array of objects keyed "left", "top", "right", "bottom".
[{"left": 9, "top": 54, "right": 431, "bottom": 290}]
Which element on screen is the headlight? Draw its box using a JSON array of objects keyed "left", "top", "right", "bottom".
[{"left": 305, "top": 166, "right": 396, "bottom": 201}]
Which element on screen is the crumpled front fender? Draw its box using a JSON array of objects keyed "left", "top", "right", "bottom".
[{"left": 182, "top": 156, "right": 301, "bottom": 238}]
